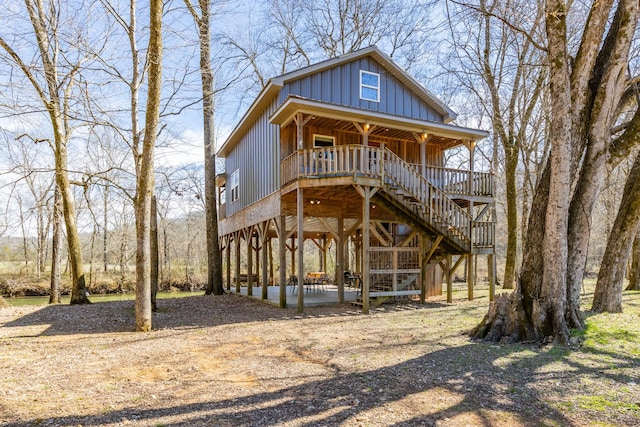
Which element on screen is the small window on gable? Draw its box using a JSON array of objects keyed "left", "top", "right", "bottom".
[
  {"left": 360, "top": 70, "right": 380, "bottom": 102},
  {"left": 230, "top": 169, "right": 239, "bottom": 203},
  {"left": 313, "top": 134, "right": 335, "bottom": 147}
]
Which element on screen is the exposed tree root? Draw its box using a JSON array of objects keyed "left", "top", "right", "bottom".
[{"left": 470, "top": 288, "right": 536, "bottom": 343}]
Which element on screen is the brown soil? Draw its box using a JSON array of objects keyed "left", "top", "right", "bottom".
[{"left": 1, "top": 286, "right": 638, "bottom": 426}]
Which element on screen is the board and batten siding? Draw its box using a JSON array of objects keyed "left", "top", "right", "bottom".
[
  {"left": 225, "top": 98, "right": 280, "bottom": 217},
  {"left": 279, "top": 57, "right": 444, "bottom": 123}
]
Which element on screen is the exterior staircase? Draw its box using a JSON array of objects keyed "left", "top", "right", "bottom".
[{"left": 375, "top": 148, "right": 472, "bottom": 254}]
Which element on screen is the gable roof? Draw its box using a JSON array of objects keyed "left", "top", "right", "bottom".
[{"left": 218, "top": 46, "right": 459, "bottom": 157}]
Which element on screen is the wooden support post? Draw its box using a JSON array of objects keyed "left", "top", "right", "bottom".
[
  {"left": 235, "top": 232, "right": 241, "bottom": 294},
  {"left": 468, "top": 254, "right": 475, "bottom": 301},
  {"left": 255, "top": 234, "right": 260, "bottom": 287},
  {"left": 355, "top": 229, "right": 362, "bottom": 274},
  {"left": 321, "top": 235, "right": 327, "bottom": 273},
  {"left": 488, "top": 253, "right": 496, "bottom": 302},
  {"left": 447, "top": 255, "right": 453, "bottom": 303},
  {"left": 247, "top": 229, "right": 253, "bottom": 297},
  {"left": 354, "top": 185, "right": 377, "bottom": 314},
  {"left": 337, "top": 216, "right": 344, "bottom": 303},
  {"left": 268, "top": 238, "right": 274, "bottom": 286},
  {"left": 290, "top": 237, "right": 296, "bottom": 276},
  {"left": 297, "top": 187, "right": 304, "bottom": 313},
  {"left": 420, "top": 235, "right": 427, "bottom": 304},
  {"left": 279, "top": 216, "right": 287, "bottom": 308},
  {"left": 421, "top": 137, "right": 427, "bottom": 177},
  {"left": 226, "top": 235, "right": 231, "bottom": 291},
  {"left": 261, "top": 228, "right": 268, "bottom": 301},
  {"left": 345, "top": 235, "right": 351, "bottom": 273},
  {"left": 362, "top": 189, "right": 371, "bottom": 314}
]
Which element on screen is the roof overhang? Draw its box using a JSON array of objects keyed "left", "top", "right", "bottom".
[{"left": 270, "top": 97, "right": 489, "bottom": 142}]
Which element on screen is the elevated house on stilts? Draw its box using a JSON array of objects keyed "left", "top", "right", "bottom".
[{"left": 216, "top": 46, "right": 496, "bottom": 313}]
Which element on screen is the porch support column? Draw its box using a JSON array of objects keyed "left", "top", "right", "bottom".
[
  {"left": 468, "top": 254, "right": 476, "bottom": 301},
  {"left": 354, "top": 185, "right": 378, "bottom": 314},
  {"left": 279, "top": 215, "right": 287, "bottom": 308},
  {"left": 290, "top": 237, "right": 296, "bottom": 276},
  {"left": 294, "top": 113, "right": 313, "bottom": 150},
  {"left": 225, "top": 235, "right": 231, "bottom": 291},
  {"left": 235, "top": 231, "right": 241, "bottom": 294},
  {"left": 247, "top": 228, "right": 253, "bottom": 297},
  {"left": 446, "top": 255, "right": 453, "bottom": 303},
  {"left": 337, "top": 215, "right": 345, "bottom": 303},
  {"left": 297, "top": 187, "right": 305, "bottom": 313},
  {"left": 353, "top": 122, "right": 376, "bottom": 146},
  {"left": 260, "top": 222, "right": 269, "bottom": 300},
  {"left": 420, "top": 235, "right": 427, "bottom": 304},
  {"left": 321, "top": 235, "right": 327, "bottom": 272},
  {"left": 413, "top": 132, "right": 431, "bottom": 177}
]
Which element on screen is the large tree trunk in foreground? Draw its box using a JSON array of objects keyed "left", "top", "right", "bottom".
[
  {"left": 472, "top": 163, "right": 550, "bottom": 342},
  {"left": 135, "top": 0, "right": 162, "bottom": 332},
  {"left": 473, "top": 0, "right": 640, "bottom": 343},
  {"left": 564, "top": 0, "right": 638, "bottom": 328},
  {"left": 627, "top": 232, "right": 640, "bottom": 291},
  {"left": 592, "top": 151, "right": 640, "bottom": 312}
]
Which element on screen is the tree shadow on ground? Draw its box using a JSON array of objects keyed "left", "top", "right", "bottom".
[
  {"left": 0, "top": 294, "right": 449, "bottom": 336},
  {"left": 9, "top": 339, "right": 640, "bottom": 427}
]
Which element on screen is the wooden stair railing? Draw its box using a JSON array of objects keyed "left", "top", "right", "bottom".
[{"left": 381, "top": 148, "right": 472, "bottom": 252}]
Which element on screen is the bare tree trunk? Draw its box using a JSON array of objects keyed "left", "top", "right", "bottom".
[
  {"left": 185, "top": 0, "right": 224, "bottom": 295},
  {"left": 103, "top": 185, "right": 109, "bottom": 273},
  {"left": 151, "top": 196, "right": 159, "bottom": 311},
  {"left": 503, "top": 148, "right": 518, "bottom": 289},
  {"left": 18, "top": 198, "right": 29, "bottom": 268},
  {"left": 626, "top": 231, "right": 640, "bottom": 291},
  {"left": 49, "top": 185, "right": 62, "bottom": 304},
  {"left": 55, "top": 133, "right": 90, "bottom": 305},
  {"left": 135, "top": 0, "right": 162, "bottom": 332},
  {"left": 593, "top": 151, "right": 640, "bottom": 312}
]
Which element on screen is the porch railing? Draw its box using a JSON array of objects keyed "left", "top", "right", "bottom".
[
  {"left": 409, "top": 164, "right": 494, "bottom": 197},
  {"left": 281, "top": 145, "right": 381, "bottom": 186},
  {"left": 473, "top": 221, "right": 495, "bottom": 248}
]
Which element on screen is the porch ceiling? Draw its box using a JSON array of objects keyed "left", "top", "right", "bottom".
[{"left": 270, "top": 96, "right": 489, "bottom": 149}]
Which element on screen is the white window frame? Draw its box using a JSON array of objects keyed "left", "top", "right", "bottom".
[
  {"left": 313, "top": 134, "right": 335, "bottom": 147},
  {"left": 359, "top": 70, "right": 380, "bottom": 102},
  {"left": 230, "top": 169, "right": 239, "bottom": 203}
]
